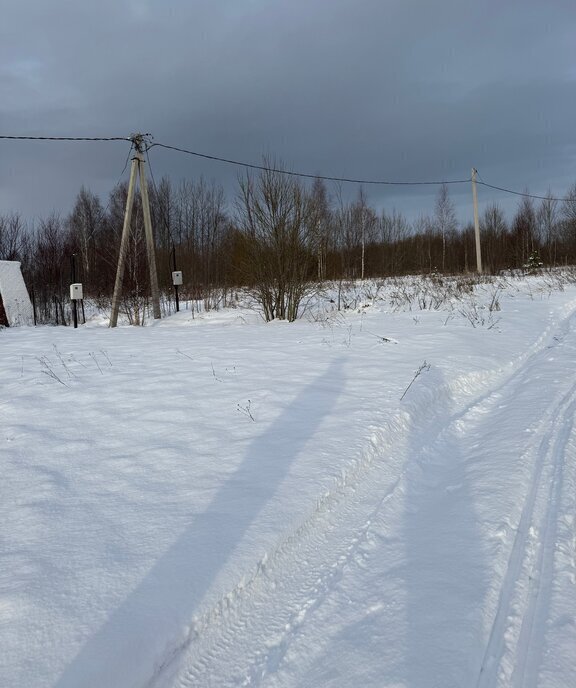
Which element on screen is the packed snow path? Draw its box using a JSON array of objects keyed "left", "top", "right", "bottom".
[{"left": 150, "top": 314, "right": 576, "bottom": 687}]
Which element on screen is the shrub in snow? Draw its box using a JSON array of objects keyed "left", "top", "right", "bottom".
[{"left": 236, "top": 162, "right": 316, "bottom": 322}]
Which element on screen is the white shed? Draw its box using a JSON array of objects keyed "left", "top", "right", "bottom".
[{"left": 0, "top": 260, "right": 34, "bottom": 326}]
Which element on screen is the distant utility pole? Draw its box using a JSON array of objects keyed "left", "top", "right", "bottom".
[
  {"left": 471, "top": 168, "right": 483, "bottom": 274},
  {"left": 109, "top": 133, "right": 161, "bottom": 327}
]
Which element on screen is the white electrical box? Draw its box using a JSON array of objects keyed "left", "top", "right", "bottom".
[
  {"left": 172, "top": 271, "right": 183, "bottom": 286},
  {"left": 70, "top": 283, "right": 83, "bottom": 300}
]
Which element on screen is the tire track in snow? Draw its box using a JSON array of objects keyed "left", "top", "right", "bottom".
[
  {"left": 476, "top": 343, "right": 576, "bottom": 687},
  {"left": 511, "top": 395, "right": 575, "bottom": 688},
  {"left": 148, "top": 309, "right": 576, "bottom": 688},
  {"left": 146, "top": 416, "right": 409, "bottom": 688}
]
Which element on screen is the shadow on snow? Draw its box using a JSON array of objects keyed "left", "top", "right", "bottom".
[{"left": 56, "top": 358, "right": 345, "bottom": 688}]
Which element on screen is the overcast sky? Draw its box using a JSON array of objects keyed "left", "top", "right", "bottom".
[{"left": 1, "top": 0, "right": 575, "bottom": 224}]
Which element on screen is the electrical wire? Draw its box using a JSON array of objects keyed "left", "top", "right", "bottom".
[
  {"left": 148, "top": 141, "right": 472, "bottom": 186},
  {"left": 2, "top": 132, "right": 575, "bottom": 202},
  {"left": 118, "top": 142, "right": 136, "bottom": 180},
  {"left": 150, "top": 142, "right": 576, "bottom": 202},
  {"left": 474, "top": 180, "right": 570, "bottom": 203},
  {"left": 0, "top": 135, "right": 130, "bottom": 142}
]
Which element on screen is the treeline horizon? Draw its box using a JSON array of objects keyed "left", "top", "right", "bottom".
[{"left": 1, "top": 166, "right": 576, "bottom": 324}]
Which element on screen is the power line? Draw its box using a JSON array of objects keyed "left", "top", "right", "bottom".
[
  {"left": 475, "top": 179, "right": 571, "bottom": 203},
  {"left": 150, "top": 141, "right": 576, "bottom": 201},
  {"left": 0, "top": 135, "right": 131, "bottom": 142},
  {"left": 149, "top": 141, "right": 472, "bottom": 186},
  {"left": 2, "top": 132, "right": 575, "bottom": 202},
  {"left": 118, "top": 142, "right": 136, "bottom": 179}
]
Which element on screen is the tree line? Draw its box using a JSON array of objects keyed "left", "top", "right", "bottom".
[{"left": 2, "top": 164, "right": 576, "bottom": 323}]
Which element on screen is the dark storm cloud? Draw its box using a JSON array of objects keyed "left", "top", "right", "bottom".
[{"left": 1, "top": 0, "right": 575, "bottom": 222}]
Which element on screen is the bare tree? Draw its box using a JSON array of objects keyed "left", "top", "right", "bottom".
[
  {"left": 560, "top": 182, "right": 576, "bottom": 260},
  {"left": 67, "top": 186, "right": 104, "bottom": 281},
  {"left": 536, "top": 191, "right": 559, "bottom": 265},
  {"left": 31, "top": 213, "right": 71, "bottom": 324},
  {"left": 481, "top": 203, "right": 508, "bottom": 272},
  {"left": 352, "top": 187, "right": 377, "bottom": 280},
  {"left": 169, "top": 177, "right": 229, "bottom": 302},
  {"left": 511, "top": 194, "right": 537, "bottom": 267},
  {"left": 434, "top": 183, "right": 457, "bottom": 273},
  {"left": 0, "top": 213, "right": 26, "bottom": 261},
  {"left": 379, "top": 208, "right": 410, "bottom": 275},
  {"left": 332, "top": 188, "right": 356, "bottom": 279},
  {"left": 331, "top": 186, "right": 376, "bottom": 279},
  {"left": 308, "top": 177, "right": 331, "bottom": 281},
  {"left": 236, "top": 161, "right": 314, "bottom": 321},
  {"left": 413, "top": 213, "right": 436, "bottom": 273},
  {"left": 561, "top": 182, "right": 576, "bottom": 227}
]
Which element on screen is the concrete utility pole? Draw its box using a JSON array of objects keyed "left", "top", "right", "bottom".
[
  {"left": 471, "top": 167, "right": 483, "bottom": 273},
  {"left": 109, "top": 134, "right": 161, "bottom": 327}
]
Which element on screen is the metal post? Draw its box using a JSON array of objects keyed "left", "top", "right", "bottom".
[
  {"left": 472, "top": 168, "right": 483, "bottom": 274},
  {"left": 70, "top": 253, "right": 78, "bottom": 328},
  {"left": 361, "top": 223, "right": 365, "bottom": 281},
  {"left": 31, "top": 286, "right": 37, "bottom": 326},
  {"left": 172, "top": 244, "right": 180, "bottom": 313}
]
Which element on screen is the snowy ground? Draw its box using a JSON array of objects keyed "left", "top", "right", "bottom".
[{"left": 1, "top": 274, "right": 576, "bottom": 688}]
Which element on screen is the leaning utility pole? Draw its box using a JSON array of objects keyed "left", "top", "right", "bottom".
[
  {"left": 109, "top": 133, "right": 161, "bottom": 327},
  {"left": 471, "top": 167, "right": 483, "bottom": 274}
]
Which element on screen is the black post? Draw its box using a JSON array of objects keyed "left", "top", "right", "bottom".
[
  {"left": 172, "top": 244, "right": 180, "bottom": 313},
  {"left": 70, "top": 254, "right": 78, "bottom": 329},
  {"left": 31, "top": 286, "right": 37, "bottom": 326}
]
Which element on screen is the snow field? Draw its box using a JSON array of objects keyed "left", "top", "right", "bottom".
[{"left": 1, "top": 275, "right": 576, "bottom": 687}]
